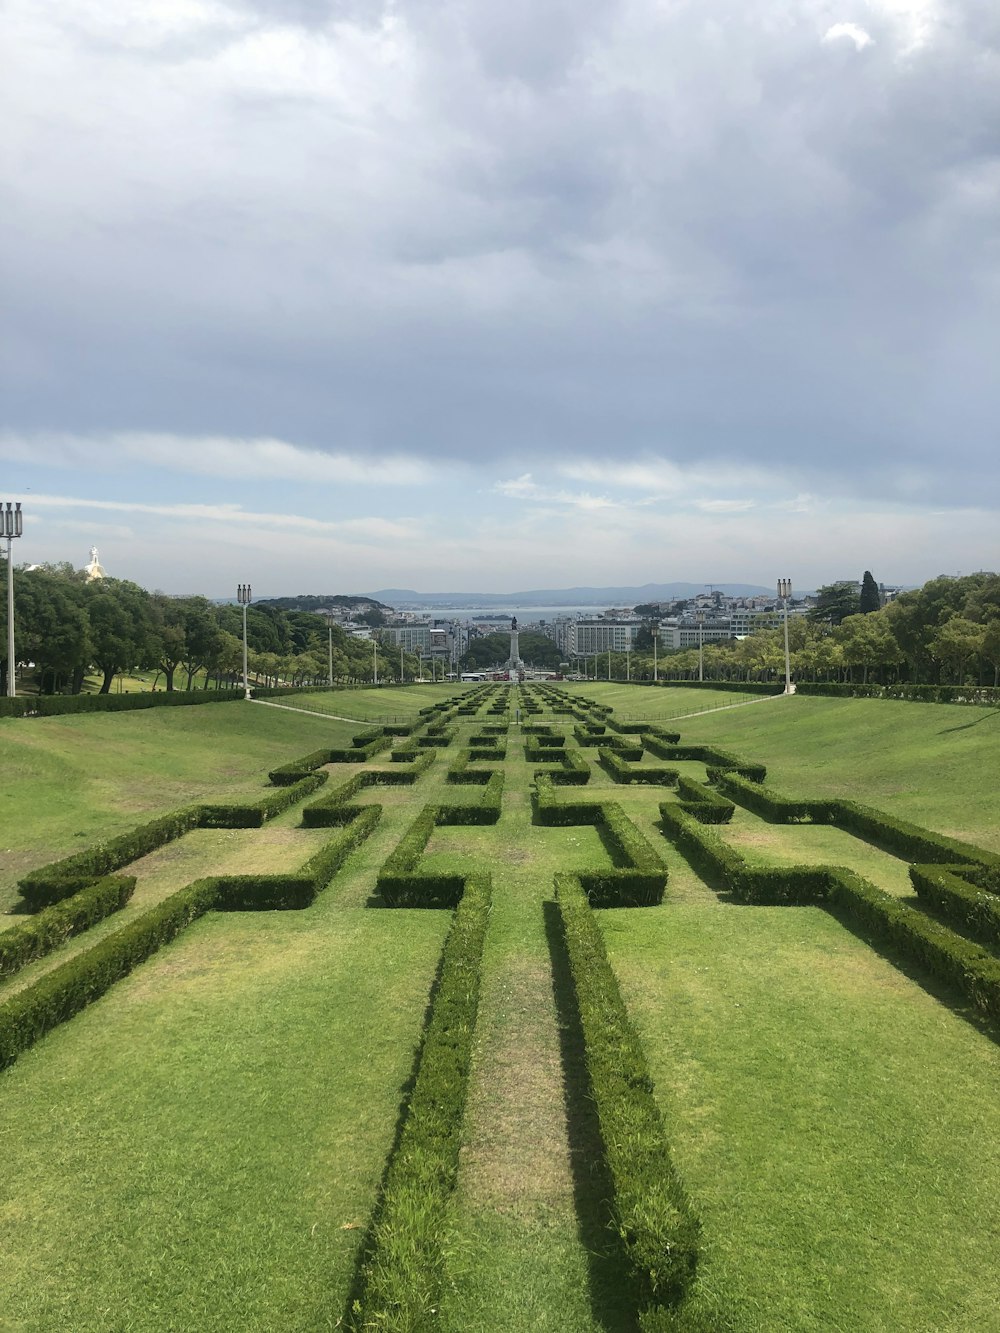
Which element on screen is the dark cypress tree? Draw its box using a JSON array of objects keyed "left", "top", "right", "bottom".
[{"left": 860, "top": 570, "right": 881, "bottom": 614}]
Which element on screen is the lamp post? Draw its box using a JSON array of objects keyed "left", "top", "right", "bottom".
[
  {"left": 607, "top": 648, "right": 612, "bottom": 681},
  {"left": 653, "top": 627, "right": 658, "bottom": 683},
  {"left": 237, "top": 583, "right": 252, "bottom": 699},
  {"left": 625, "top": 638, "right": 631, "bottom": 682},
  {"left": 3, "top": 501, "right": 23, "bottom": 697},
  {"left": 777, "top": 578, "right": 793, "bottom": 694},
  {"left": 324, "top": 613, "right": 334, "bottom": 687},
  {"left": 697, "top": 610, "right": 705, "bottom": 683},
  {"left": 400, "top": 645, "right": 404, "bottom": 683},
  {"left": 372, "top": 635, "right": 378, "bottom": 685}
]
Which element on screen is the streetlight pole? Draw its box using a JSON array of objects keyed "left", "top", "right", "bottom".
[
  {"left": 625, "top": 639, "right": 631, "bottom": 682},
  {"left": 400, "top": 645, "right": 404, "bottom": 683},
  {"left": 653, "top": 628, "right": 658, "bottom": 683},
  {"left": 697, "top": 610, "right": 705, "bottom": 683},
  {"left": 372, "top": 636, "right": 378, "bottom": 685},
  {"left": 237, "top": 583, "right": 252, "bottom": 700},
  {"left": 607, "top": 648, "right": 612, "bottom": 681},
  {"left": 3, "top": 501, "right": 23, "bottom": 697},
  {"left": 778, "top": 578, "right": 793, "bottom": 694}
]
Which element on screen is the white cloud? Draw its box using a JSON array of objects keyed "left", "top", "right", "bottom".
[
  {"left": 822, "top": 23, "right": 874, "bottom": 51},
  {"left": 0, "top": 432, "right": 431, "bottom": 486}
]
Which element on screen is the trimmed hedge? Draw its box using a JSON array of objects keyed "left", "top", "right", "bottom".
[
  {"left": 534, "top": 778, "right": 667, "bottom": 906},
  {"left": 19, "top": 774, "right": 328, "bottom": 907},
  {"left": 555, "top": 873, "right": 700, "bottom": 1315},
  {"left": 0, "top": 878, "right": 219, "bottom": 1072},
  {"left": 716, "top": 773, "right": 1000, "bottom": 869},
  {"left": 658, "top": 804, "right": 1000, "bottom": 1020},
  {"left": 0, "top": 875, "right": 136, "bottom": 978},
  {"left": 302, "top": 759, "right": 434, "bottom": 824},
  {"left": 910, "top": 864, "right": 1000, "bottom": 950},
  {"left": 674, "top": 776, "right": 735, "bottom": 824},
  {"left": 376, "top": 808, "right": 465, "bottom": 908},
  {"left": 0, "top": 806, "right": 384, "bottom": 1068},
  {"left": 438, "top": 772, "right": 504, "bottom": 826},
  {"left": 598, "top": 747, "right": 679, "bottom": 787},
  {"left": 18, "top": 806, "right": 203, "bottom": 907},
  {"left": 349, "top": 874, "right": 491, "bottom": 1330}
]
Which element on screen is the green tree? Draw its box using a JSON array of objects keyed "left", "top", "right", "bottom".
[
  {"left": 834, "top": 612, "right": 902, "bottom": 684},
  {"left": 10, "top": 569, "right": 91, "bottom": 694},
  {"left": 859, "top": 571, "right": 881, "bottom": 614},
  {"left": 929, "top": 616, "right": 985, "bottom": 684},
  {"left": 85, "top": 580, "right": 158, "bottom": 693},
  {"left": 809, "top": 581, "right": 859, "bottom": 626}
]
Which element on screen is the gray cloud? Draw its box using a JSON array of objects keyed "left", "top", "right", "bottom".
[{"left": 2, "top": 0, "right": 998, "bottom": 509}]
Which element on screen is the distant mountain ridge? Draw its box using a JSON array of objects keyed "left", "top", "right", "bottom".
[{"left": 370, "top": 582, "right": 773, "bottom": 606}]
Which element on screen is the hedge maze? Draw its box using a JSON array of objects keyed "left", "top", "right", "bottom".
[{"left": 3, "top": 681, "right": 1000, "bottom": 1329}]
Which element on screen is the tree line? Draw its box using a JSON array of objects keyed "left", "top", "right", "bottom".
[
  {"left": 0, "top": 564, "right": 417, "bottom": 694},
  {"left": 600, "top": 572, "right": 1000, "bottom": 686}
]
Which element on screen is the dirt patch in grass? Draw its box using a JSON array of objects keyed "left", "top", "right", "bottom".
[{"left": 461, "top": 955, "right": 574, "bottom": 1218}]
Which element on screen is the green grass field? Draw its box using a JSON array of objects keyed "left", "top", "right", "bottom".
[{"left": 1, "top": 683, "right": 998, "bottom": 1330}]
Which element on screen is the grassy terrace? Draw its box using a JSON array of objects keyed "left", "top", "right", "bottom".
[{"left": 1, "top": 682, "right": 998, "bottom": 1329}]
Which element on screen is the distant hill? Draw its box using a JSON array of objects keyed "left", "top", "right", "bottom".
[
  {"left": 370, "top": 583, "right": 773, "bottom": 607},
  {"left": 256, "top": 593, "right": 391, "bottom": 613}
]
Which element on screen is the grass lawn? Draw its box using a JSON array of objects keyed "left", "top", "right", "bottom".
[
  {"left": 0, "top": 701, "right": 363, "bottom": 909},
  {"left": 2, "top": 684, "right": 1000, "bottom": 1330},
  {"left": 0, "top": 896, "right": 450, "bottom": 1331}
]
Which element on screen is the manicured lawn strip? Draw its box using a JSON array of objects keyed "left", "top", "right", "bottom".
[
  {"left": 0, "top": 904, "right": 450, "bottom": 1332},
  {"left": 715, "top": 771, "right": 1000, "bottom": 870},
  {"left": 659, "top": 803, "right": 1000, "bottom": 1022},
  {"left": 0, "top": 702, "right": 362, "bottom": 908},
  {"left": 17, "top": 772, "right": 328, "bottom": 907},
  {"left": 670, "top": 693, "right": 1000, "bottom": 850},
  {"left": 1, "top": 806, "right": 383, "bottom": 1056},
  {"left": 268, "top": 684, "right": 469, "bottom": 723},
  {"left": 601, "top": 898, "right": 1000, "bottom": 1332},
  {"left": 556, "top": 873, "right": 700, "bottom": 1323},
  {"left": 348, "top": 874, "right": 491, "bottom": 1332}
]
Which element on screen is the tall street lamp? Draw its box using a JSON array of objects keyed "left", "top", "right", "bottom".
[
  {"left": 697, "top": 610, "right": 705, "bottom": 683},
  {"left": 237, "top": 583, "right": 252, "bottom": 699},
  {"left": 625, "top": 638, "right": 631, "bottom": 682},
  {"left": 653, "top": 625, "right": 658, "bottom": 683},
  {"left": 3, "top": 501, "right": 23, "bottom": 697},
  {"left": 777, "top": 578, "right": 793, "bottom": 694},
  {"left": 373, "top": 635, "right": 378, "bottom": 685}
]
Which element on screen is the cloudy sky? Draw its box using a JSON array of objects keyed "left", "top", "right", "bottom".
[{"left": 2, "top": 0, "right": 997, "bottom": 597}]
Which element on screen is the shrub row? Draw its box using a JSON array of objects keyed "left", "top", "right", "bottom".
[
  {"left": 555, "top": 873, "right": 700, "bottom": 1316},
  {"left": 301, "top": 755, "right": 435, "bottom": 823},
  {"left": 795, "top": 682, "right": 1000, "bottom": 705},
  {"left": 545, "top": 747, "right": 592, "bottom": 786},
  {"left": 376, "top": 809, "right": 465, "bottom": 908},
  {"left": 910, "top": 864, "right": 1000, "bottom": 950},
  {"left": 0, "top": 875, "right": 136, "bottom": 978},
  {"left": 19, "top": 774, "right": 328, "bottom": 908},
  {"left": 534, "top": 778, "right": 667, "bottom": 907},
  {"left": 598, "top": 748, "right": 679, "bottom": 787},
  {"left": 215, "top": 807, "right": 383, "bottom": 907},
  {"left": 0, "top": 878, "right": 218, "bottom": 1071},
  {"left": 716, "top": 773, "right": 1000, "bottom": 868},
  {"left": 1, "top": 805, "right": 386, "bottom": 1069},
  {"left": 348, "top": 874, "right": 491, "bottom": 1330},
  {"left": 644, "top": 737, "right": 767, "bottom": 781},
  {"left": 658, "top": 805, "right": 1000, "bottom": 1020},
  {"left": 438, "top": 772, "right": 505, "bottom": 826},
  {"left": 674, "top": 776, "right": 735, "bottom": 824},
  {"left": 328, "top": 734, "right": 394, "bottom": 762}
]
